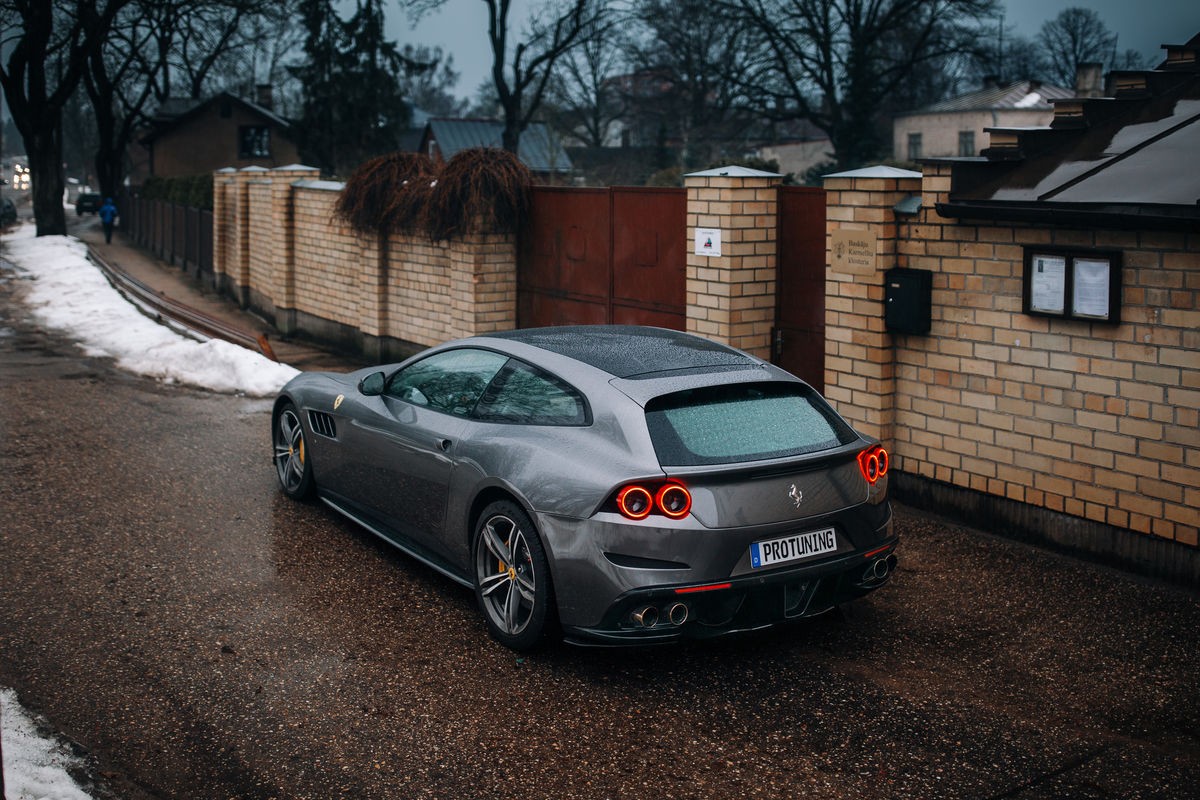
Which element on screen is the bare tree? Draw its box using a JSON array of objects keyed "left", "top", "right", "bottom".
[
  {"left": 76, "top": 1, "right": 303, "bottom": 200},
  {"left": 399, "top": 45, "right": 468, "bottom": 118},
  {"left": 1037, "top": 7, "right": 1118, "bottom": 88},
  {"left": 81, "top": 6, "right": 158, "bottom": 199},
  {"left": 625, "top": 0, "right": 762, "bottom": 168},
  {"left": 729, "top": 0, "right": 998, "bottom": 169},
  {"left": 545, "top": 10, "right": 629, "bottom": 147},
  {"left": 0, "top": 0, "right": 132, "bottom": 235},
  {"left": 969, "top": 21, "right": 1051, "bottom": 86},
  {"left": 410, "top": 0, "right": 611, "bottom": 154}
]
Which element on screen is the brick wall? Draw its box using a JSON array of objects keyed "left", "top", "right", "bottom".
[
  {"left": 213, "top": 166, "right": 517, "bottom": 362},
  {"left": 825, "top": 164, "right": 1199, "bottom": 562},
  {"left": 292, "top": 183, "right": 366, "bottom": 331}
]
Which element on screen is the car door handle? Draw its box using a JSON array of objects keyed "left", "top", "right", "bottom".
[{"left": 438, "top": 438, "right": 453, "bottom": 452}]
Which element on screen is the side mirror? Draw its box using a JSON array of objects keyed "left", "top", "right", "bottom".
[{"left": 358, "top": 371, "right": 386, "bottom": 396}]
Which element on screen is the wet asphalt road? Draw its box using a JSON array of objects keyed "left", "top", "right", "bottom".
[{"left": 1, "top": 263, "right": 1199, "bottom": 800}]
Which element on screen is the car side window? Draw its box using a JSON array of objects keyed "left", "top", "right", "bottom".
[
  {"left": 385, "top": 349, "right": 508, "bottom": 417},
  {"left": 473, "top": 359, "right": 588, "bottom": 426}
]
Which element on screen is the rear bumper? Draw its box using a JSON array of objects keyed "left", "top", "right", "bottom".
[
  {"left": 536, "top": 501, "right": 895, "bottom": 643},
  {"left": 560, "top": 540, "right": 898, "bottom": 645}
]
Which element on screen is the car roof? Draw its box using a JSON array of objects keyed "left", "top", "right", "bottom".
[{"left": 484, "top": 325, "right": 758, "bottom": 380}]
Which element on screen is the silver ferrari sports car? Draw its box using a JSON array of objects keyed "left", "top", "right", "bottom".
[{"left": 272, "top": 325, "right": 896, "bottom": 650}]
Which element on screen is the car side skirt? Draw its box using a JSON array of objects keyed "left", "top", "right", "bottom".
[{"left": 320, "top": 494, "right": 473, "bottom": 589}]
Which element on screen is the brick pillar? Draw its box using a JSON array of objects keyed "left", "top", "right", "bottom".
[
  {"left": 266, "top": 165, "right": 320, "bottom": 335},
  {"left": 684, "top": 166, "right": 782, "bottom": 358},
  {"left": 822, "top": 166, "right": 924, "bottom": 443},
  {"left": 211, "top": 168, "right": 237, "bottom": 291},
  {"left": 449, "top": 233, "right": 518, "bottom": 337},
  {"left": 228, "top": 166, "right": 269, "bottom": 306},
  {"left": 359, "top": 231, "right": 388, "bottom": 362}
]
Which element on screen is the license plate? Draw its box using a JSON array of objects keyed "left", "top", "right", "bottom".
[{"left": 750, "top": 527, "right": 837, "bottom": 569}]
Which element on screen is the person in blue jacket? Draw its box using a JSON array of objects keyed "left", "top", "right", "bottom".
[{"left": 99, "top": 197, "right": 118, "bottom": 243}]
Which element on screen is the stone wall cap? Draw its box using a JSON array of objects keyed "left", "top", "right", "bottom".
[
  {"left": 239, "top": 165, "right": 270, "bottom": 173},
  {"left": 686, "top": 165, "right": 782, "bottom": 178},
  {"left": 273, "top": 163, "right": 320, "bottom": 172},
  {"left": 824, "top": 165, "right": 922, "bottom": 179}
]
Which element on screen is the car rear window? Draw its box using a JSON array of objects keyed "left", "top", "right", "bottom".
[{"left": 644, "top": 382, "right": 856, "bottom": 466}]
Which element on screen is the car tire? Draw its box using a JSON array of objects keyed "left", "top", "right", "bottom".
[
  {"left": 472, "top": 501, "right": 556, "bottom": 651},
  {"left": 273, "top": 402, "right": 314, "bottom": 499}
]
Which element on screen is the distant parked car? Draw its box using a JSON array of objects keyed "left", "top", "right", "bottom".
[
  {"left": 75, "top": 192, "right": 102, "bottom": 215},
  {"left": 0, "top": 197, "right": 16, "bottom": 226}
]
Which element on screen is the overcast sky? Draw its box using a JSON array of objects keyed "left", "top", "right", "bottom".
[{"left": 389, "top": 0, "right": 1200, "bottom": 103}]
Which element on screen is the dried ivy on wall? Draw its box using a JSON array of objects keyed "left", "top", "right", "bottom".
[{"left": 334, "top": 148, "right": 533, "bottom": 241}]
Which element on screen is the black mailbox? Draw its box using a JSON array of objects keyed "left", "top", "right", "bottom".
[{"left": 884, "top": 267, "right": 932, "bottom": 334}]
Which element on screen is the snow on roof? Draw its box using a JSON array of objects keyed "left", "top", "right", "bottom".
[{"left": 898, "top": 81, "right": 1074, "bottom": 116}]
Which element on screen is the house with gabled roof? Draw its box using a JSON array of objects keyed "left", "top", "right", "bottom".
[
  {"left": 131, "top": 88, "right": 300, "bottom": 184},
  {"left": 418, "top": 118, "right": 573, "bottom": 182},
  {"left": 893, "top": 79, "right": 1076, "bottom": 161}
]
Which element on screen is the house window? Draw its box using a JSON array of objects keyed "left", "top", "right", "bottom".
[
  {"left": 239, "top": 126, "right": 271, "bottom": 159},
  {"left": 958, "top": 130, "right": 975, "bottom": 156},
  {"left": 907, "top": 133, "right": 922, "bottom": 161}
]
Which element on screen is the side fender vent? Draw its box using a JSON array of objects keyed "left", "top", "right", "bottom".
[{"left": 308, "top": 410, "right": 337, "bottom": 439}]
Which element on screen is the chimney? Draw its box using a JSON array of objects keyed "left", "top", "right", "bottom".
[
  {"left": 1075, "top": 62, "right": 1103, "bottom": 97},
  {"left": 255, "top": 84, "right": 274, "bottom": 111}
]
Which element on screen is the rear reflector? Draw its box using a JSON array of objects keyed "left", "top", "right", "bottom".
[{"left": 674, "top": 582, "right": 732, "bottom": 594}]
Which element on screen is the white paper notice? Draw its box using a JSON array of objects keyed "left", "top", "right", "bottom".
[
  {"left": 695, "top": 228, "right": 721, "bottom": 257},
  {"left": 1030, "top": 254, "right": 1066, "bottom": 314},
  {"left": 1072, "top": 258, "right": 1110, "bottom": 319}
]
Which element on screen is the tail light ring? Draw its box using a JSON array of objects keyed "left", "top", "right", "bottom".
[
  {"left": 615, "top": 482, "right": 693, "bottom": 521},
  {"left": 617, "top": 485, "right": 654, "bottom": 520},
  {"left": 858, "top": 445, "right": 889, "bottom": 485},
  {"left": 655, "top": 483, "right": 692, "bottom": 520}
]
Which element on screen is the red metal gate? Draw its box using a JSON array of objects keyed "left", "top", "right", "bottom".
[
  {"left": 519, "top": 186, "right": 685, "bottom": 330},
  {"left": 774, "top": 186, "right": 827, "bottom": 391}
]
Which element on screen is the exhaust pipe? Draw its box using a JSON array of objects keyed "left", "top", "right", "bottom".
[
  {"left": 863, "top": 558, "right": 890, "bottom": 582},
  {"left": 668, "top": 603, "right": 689, "bottom": 626},
  {"left": 632, "top": 606, "right": 658, "bottom": 628}
]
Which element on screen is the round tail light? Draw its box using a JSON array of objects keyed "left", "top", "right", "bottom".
[
  {"left": 858, "top": 445, "right": 889, "bottom": 485},
  {"left": 617, "top": 485, "right": 653, "bottom": 520},
  {"left": 655, "top": 484, "right": 692, "bottom": 519}
]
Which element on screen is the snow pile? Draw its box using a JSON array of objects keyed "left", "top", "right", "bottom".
[
  {"left": 1, "top": 688, "right": 94, "bottom": 800},
  {"left": 0, "top": 225, "right": 298, "bottom": 397}
]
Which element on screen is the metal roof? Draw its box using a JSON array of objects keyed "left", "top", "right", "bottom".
[
  {"left": 426, "top": 118, "right": 573, "bottom": 173},
  {"left": 936, "top": 54, "right": 1200, "bottom": 230},
  {"left": 899, "top": 80, "right": 1074, "bottom": 116}
]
